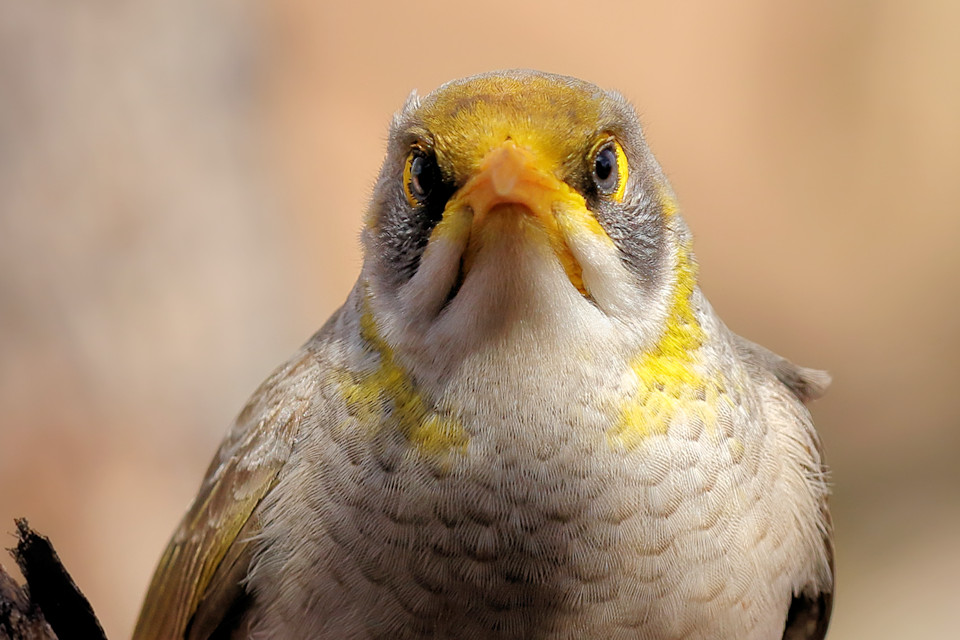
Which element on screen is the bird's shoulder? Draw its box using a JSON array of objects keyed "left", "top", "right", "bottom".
[
  {"left": 725, "top": 331, "right": 834, "bottom": 640},
  {"left": 730, "top": 334, "right": 831, "bottom": 405},
  {"left": 132, "top": 308, "right": 344, "bottom": 640}
]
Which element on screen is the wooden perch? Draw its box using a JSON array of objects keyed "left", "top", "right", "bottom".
[{"left": 0, "top": 519, "right": 106, "bottom": 640}]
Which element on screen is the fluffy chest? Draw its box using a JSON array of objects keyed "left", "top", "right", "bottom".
[{"left": 249, "top": 323, "right": 800, "bottom": 639}]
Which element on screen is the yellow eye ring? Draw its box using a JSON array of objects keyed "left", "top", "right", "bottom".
[
  {"left": 402, "top": 152, "right": 418, "bottom": 207},
  {"left": 590, "top": 137, "right": 629, "bottom": 202},
  {"left": 402, "top": 149, "right": 439, "bottom": 207}
]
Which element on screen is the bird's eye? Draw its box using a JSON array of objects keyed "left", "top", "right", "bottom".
[
  {"left": 403, "top": 150, "right": 440, "bottom": 206},
  {"left": 591, "top": 139, "right": 628, "bottom": 201}
]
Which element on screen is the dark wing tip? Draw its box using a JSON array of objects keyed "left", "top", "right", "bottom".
[{"left": 782, "top": 588, "right": 833, "bottom": 640}]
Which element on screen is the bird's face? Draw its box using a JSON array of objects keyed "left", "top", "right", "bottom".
[{"left": 362, "top": 71, "right": 693, "bottom": 363}]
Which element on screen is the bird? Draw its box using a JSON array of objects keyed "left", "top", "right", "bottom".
[{"left": 133, "top": 69, "right": 833, "bottom": 640}]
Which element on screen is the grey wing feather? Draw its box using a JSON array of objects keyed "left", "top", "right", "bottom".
[
  {"left": 733, "top": 335, "right": 831, "bottom": 403},
  {"left": 132, "top": 341, "right": 326, "bottom": 640},
  {"left": 732, "top": 334, "right": 834, "bottom": 638}
]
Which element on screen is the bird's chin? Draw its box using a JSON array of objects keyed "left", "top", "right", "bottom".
[
  {"left": 434, "top": 213, "right": 599, "bottom": 335},
  {"left": 377, "top": 213, "right": 626, "bottom": 390},
  {"left": 386, "top": 203, "right": 660, "bottom": 362}
]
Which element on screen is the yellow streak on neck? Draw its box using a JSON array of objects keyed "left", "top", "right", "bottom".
[
  {"left": 338, "top": 296, "right": 468, "bottom": 458},
  {"left": 609, "top": 240, "right": 727, "bottom": 449}
]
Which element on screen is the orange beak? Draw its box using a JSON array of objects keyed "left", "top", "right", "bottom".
[
  {"left": 446, "top": 140, "right": 590, "bottom": 295},
  {"left": 450, "top": 140, "right": 566, "bottom": 224}
]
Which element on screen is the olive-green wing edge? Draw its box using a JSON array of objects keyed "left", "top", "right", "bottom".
[
  {"left": 186, "top": 504, "right": 260, "bottom": 640},
  {"left": 132, "top": 347, "right": 323, "bottom": 640}
]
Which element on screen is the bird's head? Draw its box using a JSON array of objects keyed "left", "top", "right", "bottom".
[{"left": 360, "top": 70, "right": 698, "bottom": 366}]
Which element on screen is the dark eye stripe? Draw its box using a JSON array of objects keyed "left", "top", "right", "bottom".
[{"left": 380, "top": 147, "right": 455, "bottom": 286}]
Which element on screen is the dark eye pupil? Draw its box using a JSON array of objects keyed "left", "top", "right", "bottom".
[
  {"left": 595, "top": 148, "right": 614, "bottom": 182},
  {"left": 411, "top": 154, "right": 435, "bottom": 201},
  {"left": 592, "top": 143, "right": 621, "bottom": 196}
]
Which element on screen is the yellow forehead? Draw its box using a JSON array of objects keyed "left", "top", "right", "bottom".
[{"left": 417, "top": 74, "right": 607, "bottom": 182}]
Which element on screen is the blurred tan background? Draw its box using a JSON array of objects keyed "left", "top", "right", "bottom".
[{"left": 1, "top": 0, "right": 958, "bottom": 637}]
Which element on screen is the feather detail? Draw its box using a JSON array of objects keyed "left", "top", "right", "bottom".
[
  {"left": 132, "top": 339, "right": 325, "bottom": 640},
  {"left": 733, "top": 335, "right": 831, "bottom": 403}
]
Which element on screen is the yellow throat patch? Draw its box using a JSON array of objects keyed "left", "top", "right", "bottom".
[
  {"left": 609, "top": 198, "right": 730, "bottom": 450},
  {"left": 336, "top": 295, "right": 469, "bottom": 460}
]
